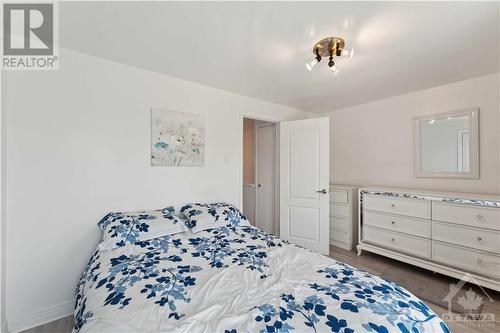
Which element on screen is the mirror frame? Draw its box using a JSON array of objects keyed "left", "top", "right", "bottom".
[{"left": 413, "top": 107, "right": 479, "bottom": 179}]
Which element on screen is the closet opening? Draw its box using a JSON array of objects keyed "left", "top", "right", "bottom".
[{"left": 242, "top": 117, "right": 278, "bottom": 235}]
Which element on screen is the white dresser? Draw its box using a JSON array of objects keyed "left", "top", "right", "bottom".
[
  {"left": 329, "top": 185, "right": 358, "bottom": 250},
  {"left": 358, "top": 187, "right": 500, "bottom": 291}
]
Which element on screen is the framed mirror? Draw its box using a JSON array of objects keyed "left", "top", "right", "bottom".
[{"left": 414, "top": 107, "right": 479, "bottom": 178}]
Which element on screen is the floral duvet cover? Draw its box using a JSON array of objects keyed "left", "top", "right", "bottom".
[{"left": 74, "top": 225, "right": 450, "bottom": 333}]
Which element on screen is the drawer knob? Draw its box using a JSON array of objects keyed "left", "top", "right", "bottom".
[
  {"left": 477, "top": 259, "right": 482, "bottom": 264},
  {"left": 477, "top": 214, "right": 484, "bottom": 221},
  {"left": 391, "top": 221, "right": 395, "bottom": 225},
  {"left": 391, "top": 238, "right": 395, "bottom": 242},
  {"left": 477, "top": 236, "right": 483, "bottom": 242},
  {"left": 391, "top": 204, "right": 396, "bottom": 208}
]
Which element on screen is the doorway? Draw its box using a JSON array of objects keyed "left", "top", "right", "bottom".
[{"left": 242, "top": 118, "right": 277, "bottom": 235}]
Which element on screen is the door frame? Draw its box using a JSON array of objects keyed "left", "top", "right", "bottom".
[
  {"left": 457, "top": 128, "right": 470, "bottom": 172},
  {"left": 238, "top": 111, "right": 279, "bottom": 234},
  {"left": 254, "top": 121, "right": 278, "bottom": 235}
]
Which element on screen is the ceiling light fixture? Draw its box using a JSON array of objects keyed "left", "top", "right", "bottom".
[
  {"left": 306, "top": 37, "right": 353, "bottom": 74},
  {"left": 306, "top": 48, "right": 322, "bottom": 71}
]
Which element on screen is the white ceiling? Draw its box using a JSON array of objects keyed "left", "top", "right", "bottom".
[{"left": 60, "top": 1, "right": 500, "bottom": 114}]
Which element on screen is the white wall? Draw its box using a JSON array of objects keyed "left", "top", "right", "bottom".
[
  {"left": 327, "top": 73, "right": 500, "bottom": 194},
  {"left": 1, "top": 67, "right": 6, "bottom": 333},
  {"left": 3, "top": 48, "right": 310, "bottom": 331}
]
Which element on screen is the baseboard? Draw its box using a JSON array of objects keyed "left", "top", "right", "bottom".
[{"left": 7, "top": 300, "right": 73, "bottom": 333}]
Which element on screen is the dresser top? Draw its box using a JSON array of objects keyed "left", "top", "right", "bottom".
[
  {"left": 360, "top": 186, "right": 500, "bottom": 208},
  {"left": 330, "top": 184, "right": 358, "bottom": 190}
]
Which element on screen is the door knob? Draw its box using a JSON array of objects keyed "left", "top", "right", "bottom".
[
  {"left": 258, "top": 184, "right": 262, "bottom": 188},
  {"left": 316, "top": 189, "right": 328, "bottom": 194}
]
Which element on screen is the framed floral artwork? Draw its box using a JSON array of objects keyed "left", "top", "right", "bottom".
[{"left": 151, "top": 108, "right": 205, "bottom": 166}]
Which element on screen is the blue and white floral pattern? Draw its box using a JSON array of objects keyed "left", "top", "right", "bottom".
[
  {"left": 98, "top": 207, "right": 188, "bottom": 250},
  {"left": 74, "top": 225, "right": 449, "bottom": 333},
  {"left": 188, "top": 226, "right": 273, "bottom": 278},
  {"left": 180, "top": 202, "right": 251, "bottom": 232}
]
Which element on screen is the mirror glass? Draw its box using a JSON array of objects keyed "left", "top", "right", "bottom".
[
  {"left": 414, "top": 108, "right": 478, "bottom": 178},
  {"left": 420, "top": 115, "right": 470, "bottom": 173}
]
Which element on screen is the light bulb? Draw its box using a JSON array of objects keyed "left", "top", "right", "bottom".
[
  {"left": 330, "top": 65, "right": 339, "bottom": 74},
  {"left": 341, "top": 48, "right": 354, "bottom": 60},
  {"left": 306, "top": 58, "right": 318, "bottom": 71}
]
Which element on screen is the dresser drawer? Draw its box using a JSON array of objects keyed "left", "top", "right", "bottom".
[
  {"left": 363, "top": 211, "right": 430, "bottom": 238},
  {"left": 432, "top": 241, "right": 500, "bottom": 278},
  {"left": 330, "top": 203, "right": 349, "bottom": 218},
  {"left": 330, "top": 216, "right": 349, "bottom": 231},
  {"left": 363, "top": 195, "right": 430, "bottom": 219},
  {"left": 432, "top": 221, "right": 500, "bottom": 254},
  {"left": 331, "top": 190, "right": 348, "bottom": 204},
  {"left": 432, "top": 202, "right": 500, "bottom": 230},
  {"left": 330, "top": 229, "right": 350, "bottom": 244},
  {"left": 363, "top": 226, "right": 430, "bottom": 258}
]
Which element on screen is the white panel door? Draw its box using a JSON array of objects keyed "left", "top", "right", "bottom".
[
  {"left": 280, "top": 117, "right": 329, "bottom": 254},
  {"left": 255, "top": 124, "right": 276, "bottom": 234}
]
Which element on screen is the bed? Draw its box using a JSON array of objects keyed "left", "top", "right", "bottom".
[{"left": 74, "top": 204, "right": 450, "bottom": 333}]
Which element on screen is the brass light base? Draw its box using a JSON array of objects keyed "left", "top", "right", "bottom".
[{"left": 313, "top": 37, "right": 345, "bottom": 57}]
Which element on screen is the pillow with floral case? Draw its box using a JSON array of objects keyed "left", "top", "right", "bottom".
[
  {"left": 98, "top": 206, "right": 188, "bottom": 250},
  {"left": 180, "top": 202, "right": 251, "bottom": 232}
]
